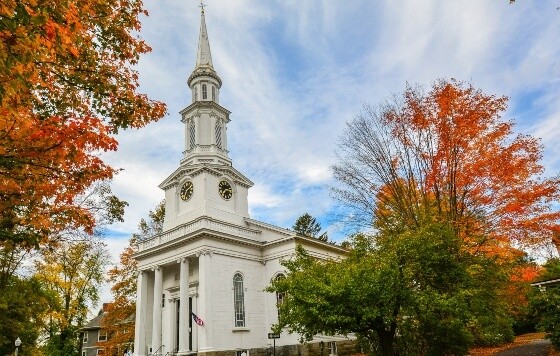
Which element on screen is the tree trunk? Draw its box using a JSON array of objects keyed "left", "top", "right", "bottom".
[{"left": 375, "top": 327, "right": 397, "bottom": 356}]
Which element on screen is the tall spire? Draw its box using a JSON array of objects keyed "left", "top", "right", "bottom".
[
  {"left": 196, "top": 3, "right": 213, "bottom": 68},
  {"left": 188, "top": 3, "right": 221, "bottom": 90}
]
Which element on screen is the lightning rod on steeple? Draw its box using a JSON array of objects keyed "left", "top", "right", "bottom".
[{"left": 199, "top": 1, "right": 206, "bottom": 14}]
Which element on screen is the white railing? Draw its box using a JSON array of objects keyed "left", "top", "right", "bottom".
[{"left": 137, "top": 217, "right": 260, "bottom": 252}]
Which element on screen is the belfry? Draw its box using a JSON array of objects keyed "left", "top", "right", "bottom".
[{"left": 132, "top": 7, "right": 353, "bottom": 356}]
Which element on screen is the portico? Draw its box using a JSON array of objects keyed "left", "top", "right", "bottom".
[{"left": 134, "top": 254, "right": 203, "bottom": 356}]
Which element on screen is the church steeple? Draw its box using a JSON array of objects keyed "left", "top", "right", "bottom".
[
  {"left": 158, "top": 4, "right": 253, "bottom": 231},
  {"left": 181, "top": 5, "right": 230, "bottom": 166},
  {"left": 196, "top": 5, "right": 213, "bottom": 68},
  {"left": 187, "top": 5, "right": 222, "bottom": 104}
]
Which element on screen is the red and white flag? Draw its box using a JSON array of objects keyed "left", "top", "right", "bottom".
[{"left": 192, "top": 312, "right": 204, "bottom": 326}]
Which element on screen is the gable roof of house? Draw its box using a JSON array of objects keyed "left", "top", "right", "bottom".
[{"left": 81, "top": 312, "right": 103, "bottom": 331}]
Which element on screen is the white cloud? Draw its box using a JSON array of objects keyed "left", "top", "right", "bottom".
[
  {"left": 98, "top": 0, "right": 560, "bottom": 280},
  {"left": 97, "top": 236, "right": 132, "bottom": 305}
]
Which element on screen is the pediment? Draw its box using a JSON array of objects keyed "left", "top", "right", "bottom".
[{"left": 159, "top": 164, "right": 253, "bottom": 190}]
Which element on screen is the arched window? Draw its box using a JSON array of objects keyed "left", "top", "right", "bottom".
[
  {"left": 211, "top": 86, "right": 216, "bottom": 101},
  {"left": 233, "top": 273, "right": 245, "bottom": 327},
  {"left": 189, "top": 120, "right": 196, "bottom": 149},
  {"left": 202, "top": 84, "right": 207, "bottom": 100},
  {"left": 275, "top": 274, "right": 285, "bottom": 320},
  {"left": 215, "top": 123, "right": 222, "bottom": 149}
]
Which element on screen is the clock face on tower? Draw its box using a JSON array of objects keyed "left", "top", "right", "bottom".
[
  {"left": 180, "top": 181, "right": 194, "bottom": 201},
  {"left": 218, "top": 180, "right": 233, "bottom": 200}
]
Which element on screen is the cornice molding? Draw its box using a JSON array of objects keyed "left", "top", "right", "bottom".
[
  {"left": 179, "top": 101, "right": 231, "bottom": 117},
  {"left": 134, "top": 216, "right": 263, "bottom": 256},
  {"left": 244, "top": 218, "right": 293, "bottom": 236},
  {"left": 187, "top": 69, "right": 222, "bottom": 88}
]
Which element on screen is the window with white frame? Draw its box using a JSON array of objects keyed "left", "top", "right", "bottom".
[
  {"left": 98, "top": 331, "right": 108, "bottom": 342},
  {"left": 82, "top": 351, "right": 86, "bottom": 356},
  {"left": 97, "top": 349, "right": 104, "bottom": 355},
  {"left": 235, "top": 350, "right": 248, "bottom": 356},
  {"left": 83, "top": 332, "right": 88, "bottom": 343},
  {"left": 328, "top": 341, "right": 337, "bottom": 356},
  {"left": 215, "top": 123, "right": 222, "bottom": 149},
  {"left": 202, "top": 84, "right": 208, "bottom": 100},
  {"left": 233, "top": 273, "right": 245, "bottom": 327}
]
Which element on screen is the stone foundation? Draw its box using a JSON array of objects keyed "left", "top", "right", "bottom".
[{"left": 198, "top": 340, "right": 360, "bottom": 356}]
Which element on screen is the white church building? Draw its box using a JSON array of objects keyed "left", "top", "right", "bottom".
[{"left": 133, "top": 8, "right": 357, "bottom": 356}]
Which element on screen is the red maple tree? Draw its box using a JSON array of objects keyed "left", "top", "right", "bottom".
[
  {"left": 0, "top": 0, "right": 167, "bottom": 247},
  {"left": 334, "top": 79, "right": 560, "bottom": 256}
]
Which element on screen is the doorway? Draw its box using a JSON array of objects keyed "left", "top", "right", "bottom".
[{"left": 175, "top": 297, "right": 193, "bottom": 352}]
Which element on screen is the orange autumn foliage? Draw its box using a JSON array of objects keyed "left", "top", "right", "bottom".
[
  {"left": 0, "top": 0, "right": 167, "bottom": 246},
  {"left": 101, "top": 238, "right": 137, "bottom": 353},
  {"left": 337, "top": 79, "right": 560, "bottom": 257},
  {"left": 502, "top": 263, "right": 542, "bottom": 320},
  {"left": 401, "top": 81, "right": 560, "bottom": 253}
]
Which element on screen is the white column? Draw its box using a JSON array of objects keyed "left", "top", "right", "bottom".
[
  {"left": 197, "top": 252, "right": 212, "bottom": 352},
  {"left": 178, "top": 258, "right": 190, "bottom": 354},
  {"left": 151, "top": 266, "right": 163, "bottom": 355},
  {"left": 134, "top": 270, "right": 148, "bottom": 356}
]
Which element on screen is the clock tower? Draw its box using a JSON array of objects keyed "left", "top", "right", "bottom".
[
  {"left": 159, "top": 7, "right": 253, "bottom": 231},
  {"left": 133, "top": 6, "right": 354, "bottom": 356}
]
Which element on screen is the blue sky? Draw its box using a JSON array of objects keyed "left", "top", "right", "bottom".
[{"left": 100, "top": 0, "right": 560, "bottom": 269}]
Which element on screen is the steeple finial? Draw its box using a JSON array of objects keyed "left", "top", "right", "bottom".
[{"left": 196, "top": 2, "right": 213, "bottom": 68}]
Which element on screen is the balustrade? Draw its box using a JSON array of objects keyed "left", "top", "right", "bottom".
[{"left": 136, "top": 218, "right": 260, "bottom": 251}]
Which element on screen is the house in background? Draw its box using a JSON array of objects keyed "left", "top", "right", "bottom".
[
  {"left": 80, "top": 304, "right": 110, "bottom": 356},
  {"left": 80, "top": 303, "right": 133, "bottom": 356}
]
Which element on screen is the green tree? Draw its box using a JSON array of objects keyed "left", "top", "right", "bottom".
[
  {"left": 292, "top": 213, "right": 328, "bottom": 242},
  {"left": 531, "top": 287, "right": 560, "bottom": 348},
  {"left": 529, "top": 259, "right": 560, "bottom": 348},
  {"left": 0, "top": 181, "right": 124, "bottom": 354},
  {"left": 269, "top": 80, "right": 546, "bottom": 355},
  {"left": 269, "top": 223, "right": 511, "bottom": 355},
  {"left": 36, "top": 239, "right": 110, "bottom": 355},
  {"left": 0, "top": 275, "right": 52, "bottom": 356}
]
